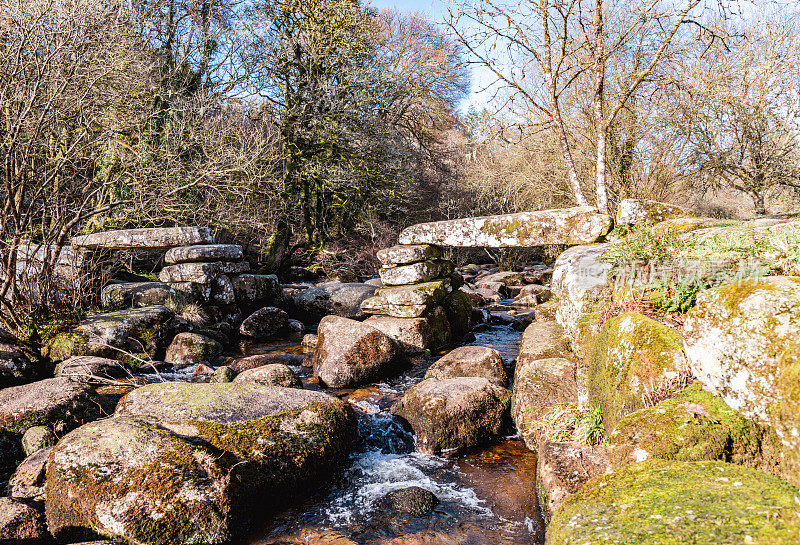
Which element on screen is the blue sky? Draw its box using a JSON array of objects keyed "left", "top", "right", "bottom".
[{"left": 369, "top": 0, "right": 442, "bottom": 17}]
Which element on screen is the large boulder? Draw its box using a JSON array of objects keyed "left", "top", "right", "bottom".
[
  {"left": 424, "top": 346, "right": 507, "bottom": 387},
  {"left": 588, "top": 312, "right": 689, "bottom": 433},
  {"left": 0, "top": 497, "right": 48, "bottom": 544},
  {"left": 47, "top": 383, "right": 356, "bottom": 544},
  {"left": 71, "top": 226, "right": 214, "bottom": 250},
  {"left": 54, "top": 356, "right": 129, "bottom": 382},
  {"left": 551, "top": 244, "right": 613, "bottom": 341},
  {"left": 615, "top": 198, "right": 694, "bottom": 226},
  {"left": 398, "top": 206, "right": 613, "bottom": 247},
  {"left": 238, "top": 307, "right": 290, "bottom": 340},
  {"left": 313, "top": 316, "right": 405, "bottom": 388},
  {"left": 512, "top": 357, "right": 578, "bottom": 452},
  {"left": 536, "top": 441, "right": 609, "bottom": 522},
  {"left": 683, "top": 276, "right": 800, "bottom": 480},
  {"left": 391, "top": 377, "right": 511, "bottom": 455},
  {"left": 546, "top": 459, "right": 800, "bottom": 545},
  {"left": 164, "top": 244, "right": 243, "bottom": 264},
  {"left": 364, "top": 307, "right": 451, "bottom": 353},
  {"left": 164, "top": 332, "right": 223, "bottom": 366},
  {"left": 47, "top": 306, "right": 179, "bottom": 363},
  {"left": 231, "top": 274, "right": 283, "bottom": 312},
  {"left": 441, "top": 289, "right": 472, "bottom": 341},
  {"left": 0, "top": 377, "right": 113, "bottom": 472},
  {"left": 294, "top": 283, "right": 377, "bottom": 321},
  {"left": 516, "top": 322, "right": 571, "bottom": 368}
]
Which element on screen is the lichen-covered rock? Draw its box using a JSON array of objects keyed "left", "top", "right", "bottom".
[
  {"left": 165, "top": 244, "right": 243, "bottom": 264},
  {"left": 314, "top": 316, "right": 405, "bottom": 388},
  {"left": 379, "top": 260, "right": 454, "bottom": 286},
  {"left": 71, "top": 226, "right": 214, "bottom": 249},
  {"left": 377, "top": 244, "right": 443, "bottom": 266},
  {"left": 516, "top": 322, "right": 571, "bottom": 370},
  {"left": 234, "top": 364, "right": 302, "bottom": 388},
  {"left": 615, "top": 198, "right": 694, "bottom": 226},
  {"left": 607, "top": 384, "right": 770, "bottom": 471},
  {"left": 8, "top": 446, "right": 51, "bottom": 501},
  {"left": 159, "top": 261, "right": 250, "bottom": 284},
  {"left": 0, "top": 377, "right": 113, "bottom": 473},
  {"left": 210, "top": 365, "right": 236, "bottom": 383},
  {"left": 55, "top": 356, "right": 129, "bottom": 381},
  {"left": 364, "top": 308, "right": 451, "bottom": 353},
  {"left": 21, "top": 426, "right": 56, "bottom": 456},
  {"left": 380, "top": 486, "right": 440, "bottom": 516},
  {"left": 212, "top": 273, "right": 236, "bottom": 304},
  {"left": 391, "top": 377, "right": 511, "bottom": 455},
  {"left": 48, "top": 383, "right": 356, "bottom": 544},
  {"left": 50, "top": 305, "right": 179, "bottom": 363},
  {"left": 165, "top": 332, "right": 223, "bottom": 366},
  {"left": 100, "top": 281, "right": 172, "bottom": 309},
  {"left": 0, "top": 497, "right": 48, "bottom": 544},
  {"left": 231, "top": 274, "right": 283, "bottom": 312},
  {"left": 425, "top": 346, "right": 507, "bottom": 387},
  {"left": 227, "top": 353, "right": 308, "bottom": 374},
  {"left": 551, "top": 244, "right": 613, "bottom": 342},
  {"left": 239, "top": 307, "right": 290, "bottom": 340},
  {"left": 512, "top": 358, "right": 577, "bottom": 451},
  {"left": 536, "top": 441, "right": 609, "bottom": 522},
  {"left": 398, "top": 206, "right": 613, "bottom": 247},
  {"left": 589, "top": 312, "right": 689, "bottom": 433},
  {"left": 683, "top": 276, "right": 800, "bottom": 481},
  {"left": 294, "top": 283, "right": 378, "bottom": 321},
  {"left": 546, "top": 459, "right": 800, "bottom": 545},
  {"left": 376, "top": 279, "right": 453, "bottom": 318},
  {"left": 441, "top": 289, "right": 472, "bottom": 342}
]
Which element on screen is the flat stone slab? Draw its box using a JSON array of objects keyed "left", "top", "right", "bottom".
[
  {"left": 376, "top": 279, "right": 452, "bottom": 307},
  {"left": 379, "top": 260, "right": 454, "bottom": 286},
  {"left": 159, "top": 261, "right": 249, "bottom": 283},
  {"left": 398, "top": 206, "right": 613, "bottom": 247},
  {"left": 164, "top": 244, "right": 243, "bottom": 264},
  {"left": 377, "top": 245, "right": 443, "bottom": 266},
  {"left": 71, "top": 227, "right": 213, "bottom": 250}
]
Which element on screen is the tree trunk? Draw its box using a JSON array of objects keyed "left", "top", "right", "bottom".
[
  {"left": 752, "top": 192, "right": 767, "bottom": 216},
  {"left": 593, "top": 0, "right": 609, "bottom": 212}
]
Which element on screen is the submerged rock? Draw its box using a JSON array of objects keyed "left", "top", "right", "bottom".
[
  {"left": 314, "top": 316, "right": 405, "bottom": 388},
  {"left": 398, "top": 206, "right": 613, "bottom": 247},
  {"left": 47, "top": 383, "right": 357, "bottom": 544},
  {"left": 424, "top": 346, "right": 507, "bottom": 387},
  {"left": 546, "top": 459, "right": 800, "bottom": 544},
  {"left": 380, "top": 486, "right": 440, "bottom": 516},
  {"left": 392, "top": 377, "right": 511, "bottom": 455}
]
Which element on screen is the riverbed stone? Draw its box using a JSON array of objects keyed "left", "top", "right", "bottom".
[
  {"left": 392, "top": 377, "right": 511, "bottom": 455},
  {"left": 364, "top": 307, "right": 451, "bottom": 353},
  {"left": 0, "top": 497, "right": 48, "bottom": 543},
  {"left": 398, "top": 206, "right": 613, "bottom": 247},
  {"left": 442, "top": 289, "right": 472, "bottom": 341},
  {"left": 425, "top": 346, "right": 507, "bottom": 386},
  {"left": 683, "top": 276, "right": 800, "bottom": 482},
  {"left": 294, "top": 283, "right": 378, "bottom": 321},
  {"left": 546, "top": 459, "right": 800, "bottom": 545},
  {"left": 8, "top": 446, "right": 51, "bottom": 501},
  {"left": 536, "top": 441, "right": 609, "bottom": 523},
  {"left": 516, "top": 322, "right": 571, "bottom": 369},
  {"left": 100, "top": 281, "right": 171, "bottom": 309},
  {"left": 164, "top": 332, "right": 223, "bottom": 366},
  {"left": 551, "top": 244, "right": 613, "bottom": 342},
  {"left": 46, "top": 383, "right": 356, "bottom": 544},
  {"left": 71, "top": 226, "right": 214, "bottom": 249},
  {"left": 55, "top": 356, "right": 129, "bottom": 381},
  {"left": 231, "top": 274, "right": 283, "bottom": 311},
  {"left": 159, "top": 261, "right": 250, "bottom": 284},
  {"left": 234, "top": 364, "right": 302, "bottom": 388},
  {"left": 615, "top": 198, "right": 695, "bottom": 226},
  {"left": 165, "top": 244, "right": 243, "bottom": 264},
  {"left": 512, "top": 357, "right": 578, "bottom": 451},
  {"left": 227, "top": 354, "right": 308, "bottom": 374},
  {"left": 239, "top": 307, "right": 290, "bottom": 340},
  {"left": 21, "top": 426, "right": 56, "bottom": 456},
  {"left": 379, "top": 260, "right": 454, "bottom": 286},
  {"left": 589, "top": 312, "right": 689, "bottom": 433},
  {"left": 314, "top": 316, "right": 405, "bottom": 388},
  {"left": 377, "top": 245, "right": 444, "bottom": 266},
  {"left": 381, "top": 487, "right": 440, "bottom": 516}
]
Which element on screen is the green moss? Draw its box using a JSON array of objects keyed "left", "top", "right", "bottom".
[
  {"left": 547, "top": 459, "right": 800, "bottom": 545},
  {"left": 588, "top": 312, "right": 686, "bottom": 433},
  {"left": 45, "top": 331, "right": 89, "bottom": 362}
]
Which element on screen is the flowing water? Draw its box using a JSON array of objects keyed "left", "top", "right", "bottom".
[{"left": 233, "top": 310, "right": 545, "bottom": 545}]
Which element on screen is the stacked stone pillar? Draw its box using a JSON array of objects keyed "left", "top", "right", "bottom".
[{"left": 360, "top": 244, "right": 471, "bottom": 353}]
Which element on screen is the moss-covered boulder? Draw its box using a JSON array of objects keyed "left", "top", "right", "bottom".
[
  {"left": 364, "top": 308, "right": 452, "bottom": 354},
  {"left": 380, "top": 486, "right": 440, "bottom": 516},
  {"left": 425, "top": 346, "right": 507, "bottom": 386},
  {"left": 589, "top": 312, "right": 689, "bottom": 433},
  {"left": 608, "top": 384, "right": 764, "bottom": 469},
  {"left": 47, "top": 383, "right": 356, "bottom": 544},
  {"left": 313, "top": 316, "right": 405, "bottom": 388},
  {"left": 164, "top": 332, "right": 223, "bottom": 367},
  {"left": 546, "top": 459, "right": 800, "bottom": 544},
  {"left": 0, "top": 378, "right": 113, "bottom": 473},
  {"left": 516, "top": 322, "right": 571, "bottom": 369},
  {"left": 551, "top": 244, "right": 613, "bottom": 342},
  {"left": 391, "top": 377, "right": 511, "bottom": 455},
  {"left": 512, "top": 358, "right": 578, "bottom": 451},
  {"left": 683, "top": 276, "right": 800, "bottom": 485}
]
